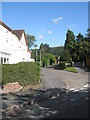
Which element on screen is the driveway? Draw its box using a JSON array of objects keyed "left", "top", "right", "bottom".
[{"left": 40, "top": 67, "right": 88, "bottom": 90}]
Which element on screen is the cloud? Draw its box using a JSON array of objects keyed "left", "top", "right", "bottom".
[
  {"left": 38, "top": 35, "right": 44, "bottom": 39},
  {"left": 48, "top": 31, "right": 52, "bottom": 34},
  {"left": 67, "top": 25, "right": 76, "bottom": 29},
  {"left": 52, "top": 17, "right": 63, "bottom": 24},
  {"left": 37, "top": 32, "right": 40, "bottom": 34}
]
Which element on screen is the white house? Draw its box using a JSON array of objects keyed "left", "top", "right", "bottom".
[{"left": 0, "top": 20, "right": 34, "bottom": 64}]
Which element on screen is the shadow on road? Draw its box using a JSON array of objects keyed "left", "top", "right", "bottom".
[{"left": 2, "top": 87, "right": 88, "bottom": 119}]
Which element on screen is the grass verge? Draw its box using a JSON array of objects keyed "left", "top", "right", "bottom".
[{"left": 64, "top": 67, "right": 77, "bottom": 73}]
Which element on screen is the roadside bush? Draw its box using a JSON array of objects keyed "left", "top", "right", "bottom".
[
  {"left": 64, "top": 67, "right": 77, "bottom": 73},
  {"left": 2, "top": 62, "right": 40, "bottom": 86},
  {"left": 55, "top": 62, "right": 66, "bottom": 70}
]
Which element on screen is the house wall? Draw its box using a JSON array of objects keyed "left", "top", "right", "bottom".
[
  {"left": 0, "top": 23, "right": 34, "bottom": 64},
  {"left": 86, "top": 58, "right": 90, "bottom": 67}
]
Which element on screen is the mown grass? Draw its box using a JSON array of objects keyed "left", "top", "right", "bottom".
[{"left": 64, "top": 67, "right": 77, "bottom": 73}]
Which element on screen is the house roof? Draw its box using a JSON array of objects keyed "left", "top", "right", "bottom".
[
  {"left": 0, "top": 20, "right": 12, "bottom": 32},
  {"left": 12, "top": 30, "right": 24, "bottom": 40},
  {"left": 0, "top": 20, "right": 28, "bottom": 46},
  {"left": 12, "top": 30, "right": 28, "bottom": 46}
]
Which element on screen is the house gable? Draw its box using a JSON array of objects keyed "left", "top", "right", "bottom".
[{"left": 12, "top": 30, "right": 27, "bottom": 47}]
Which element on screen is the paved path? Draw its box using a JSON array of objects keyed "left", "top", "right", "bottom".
[{"left": 40, "top": 67, "right": 88, "bottom": 90}]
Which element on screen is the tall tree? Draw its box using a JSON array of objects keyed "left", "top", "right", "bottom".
[
  {"left": 26, "top": 34, "right": 36, "bottom": 49},
  {"left": 34, "top": 44, "right": 38, "bottom": 62},
  {"left": 85, "top": 28, "right": 90, "bottom": 58},
  {"left": 64, "top": 29, "right": 76, "bottom": 61},
  {"left": 86, "top": 28, "right": 90, "bottom": 40},
  {"left": 76, "top": 33, "right": 85, "bottom": 61}
]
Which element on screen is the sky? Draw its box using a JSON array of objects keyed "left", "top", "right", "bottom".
[{"left": 2, "top": 2, "right": 88, "bottom": 48}]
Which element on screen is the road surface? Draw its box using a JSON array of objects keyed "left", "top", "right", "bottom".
[
  {"left": 40, "top": 67, "right": 88, "bottom": 90},
  {"left": 1, "top": 67, "right": 89, "bottom": 119}
]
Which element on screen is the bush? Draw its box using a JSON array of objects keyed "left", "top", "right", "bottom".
[
  {"left": 64, "top": 67, "right": 77, "bottom": 73},
  {"left": 55, "top": 62, "right": 66, "bottom": 70},
  {"left": 2, "top": 62, "right": 40, "bottom": 86}
]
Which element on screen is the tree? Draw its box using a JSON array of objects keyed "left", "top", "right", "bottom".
[
  {"left": 34, "top": 44, "right": 38, "bottom": 62},
  {"left": 75, "top": 33, "right": 84, "bottom": 61},
  {"left": 46, "top": 54, "right": 55, "bottom": 65},
  {"left": 64, "top": 29, "right": 76, "bottom": 61},
  {"left": 75, "top": 33, "right": 89, "bottom": 62},
  {"left": 26, "top": 34, "right": 36, "bottom": 49},
  {"left": 86, "top": 28, "right": 90, "bottom": 40},
  {"left": 85, "top": 29, "right": 90, "bottom": 58},
  {"left": 60, "top": 49, "right": 71, "bottom": 62}
]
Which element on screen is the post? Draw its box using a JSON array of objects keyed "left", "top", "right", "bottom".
[
  {"left": 36, "top": 50, "right": 37, "bottom": 62},
  {"left": 40, "top": 49, "right": 41, "bottom": 67}
]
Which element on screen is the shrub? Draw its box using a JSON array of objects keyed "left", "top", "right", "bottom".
[
  {"left": 55, "top": 62, "right": 66, "bottom": 70},
  {"left": 64, "top": 67, "right": 77, "bottom": 73},
  {"left": 2, "top": 62, "right": 40, "bottom": 86}
]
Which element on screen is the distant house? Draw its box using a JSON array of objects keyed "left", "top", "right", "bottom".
[
  {"left": 0, "top": 20, "right": 34, "bottom": 64},
  {"left": 86, "top": 57, "right": 90, "bottom": 67}
]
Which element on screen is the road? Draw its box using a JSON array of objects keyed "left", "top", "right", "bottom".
[
  {"left": 1, "top": 67, "right": 89, "bottom": 119},
  {"left": 40, "top": 67, "right": 88, "bottom": 90}
]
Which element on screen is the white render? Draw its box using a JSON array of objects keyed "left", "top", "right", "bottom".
[{"left": 0, "top": 21, "right": 34, "bottom": 64}]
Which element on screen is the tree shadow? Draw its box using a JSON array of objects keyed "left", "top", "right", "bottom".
[
  {"left": 74, "top": 62, "right": 90, "bottom": 72},
  {"left": 2, "top": 87, "right": 88, "bottom": 119}
]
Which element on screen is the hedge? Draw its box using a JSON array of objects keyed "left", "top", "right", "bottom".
[{"left": 2, "top": 62, "right": 40, "bottom": 86}]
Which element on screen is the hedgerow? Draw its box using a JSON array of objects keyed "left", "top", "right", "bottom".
[{"left": 2, "top": 62, "right": 40, "bottom": 86}]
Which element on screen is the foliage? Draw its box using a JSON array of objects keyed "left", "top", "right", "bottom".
[
  {"left": 55, "top": 62, "right": 66, "bottom": 70},
  {"left": 65, "top": 30, "right": 76, "bottom": 52},
  {"left": 41, "top": 54, "right": 55, "bottom": 67},
  {"left": 75, "top": 33, "right": 89, "bottom": 61},
  {"left": 46, "top": 54, "right": 55, "bottom": 65},
  {"left": 60, "top": 49, "right": 72, "bottom": 62},
  {"left": 64, "top": 67, "right": 77, "bottom": 73},
  {"left": 26, "top": 34, "right": 36, "bottom": 49},
  {"left": 31, "top": 43, "right": 64, "bottom": 62},
  {"left": 2, "top": 62, "right": 40, "bottom": 86},
  {"left": 49, "top": 46, "right": 64, "bottom": 57},
  {"left": 64, "top": 29, "right": 76, "bottom": 61}
]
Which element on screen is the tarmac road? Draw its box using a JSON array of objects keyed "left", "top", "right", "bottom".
[{"left": 40, "top": 67, "right": 88, "bottom": 90}]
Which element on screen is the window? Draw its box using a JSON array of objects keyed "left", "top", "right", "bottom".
[
  {"left": 4, "top": 58, "right": 6, "bottom": 63},
  {"left": 1, "top": 57, "right": 3, "bottom": 64},
  {"left": 7, "top": 58, "right": 9, "bottom": 64},
  {"left": 6, "top": 31, "right": 8, "bottom": 33},
  {"left": 6, "top": 39, "right": 8, "bottom": 42}
]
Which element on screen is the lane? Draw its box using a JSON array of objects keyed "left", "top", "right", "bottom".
[
  {"left": 40, "top": 68, "right": 66, "bottom": 89},
  {"left": 40, "top": 67, "right": 88, "bottom": 90}
]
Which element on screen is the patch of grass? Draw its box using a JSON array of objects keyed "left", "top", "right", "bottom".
[
  {"left": 2, "top": 62, "right": 40, "bottom": 86},
  {"left": 64, "top": 67, "right": 77, "bottom": 73}
]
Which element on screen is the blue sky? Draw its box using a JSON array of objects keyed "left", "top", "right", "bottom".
[{"left": 2, "top": 2, "right": 88, "bottom": 48}]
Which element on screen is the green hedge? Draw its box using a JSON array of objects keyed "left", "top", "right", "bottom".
[{"left": 2, "top": 62, "right": 40, "bottom": 86}]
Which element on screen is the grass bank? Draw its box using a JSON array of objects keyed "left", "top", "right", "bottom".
[{"left": 64, "top": 67, "right": 77, "bottom": 73}]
